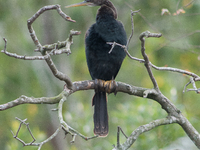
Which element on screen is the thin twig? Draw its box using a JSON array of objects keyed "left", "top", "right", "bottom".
[
  {"left": 1, "top": 38, "right": 49, "bottom": 60},
  {"left": 38, "top": 127, "right": 61, "bottom": 150},
  {"left": 184, "top": 0, "right": 196, "bottom": 8},
  {"left": 141, "top": 31, "right": 162, "bottom": 91},
  {"left": 184, "top": 77, "right": 200, "bottom": 93},
  {"left": 11, "top": 118, "right": 38, "bottom": 147},
  {"left": 2, "top": 37, "right": 7, "bottom": 52},
  {"left": 58, "top": 92, "right": 98, "bottom": 141},
  {"left": 126, "top": 9, "right": 141, "bottom": 50},
  {"left": 35, "top": 30, "right": 81, "bottom": 53}
]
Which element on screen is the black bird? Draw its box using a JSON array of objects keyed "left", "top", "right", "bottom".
[{"left": 66, "top": 0, "right": 127, "bottom": 136}]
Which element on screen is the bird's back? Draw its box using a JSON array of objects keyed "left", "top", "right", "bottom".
[{"left": 85, "top": 15, "right": 127, "bottom": 80}]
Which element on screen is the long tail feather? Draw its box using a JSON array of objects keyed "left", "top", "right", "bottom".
[{"left": 92, "top": 91, "right": 108, "bottom": 136}]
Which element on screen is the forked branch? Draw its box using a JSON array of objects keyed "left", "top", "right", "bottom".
[
  {"left": 139, "top": 31, "right": 162, "bottom": 91},
  {"left": 27, "top": 4, "right": 80, "bottom": 89}
]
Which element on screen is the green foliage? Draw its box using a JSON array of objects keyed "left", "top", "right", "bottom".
[{"left": 0, "top": 0, "right": 200, "bottom": 149}]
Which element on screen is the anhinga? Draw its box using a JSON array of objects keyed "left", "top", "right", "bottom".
[{"left": 66, "top": 0, "right": 127, "bottom": 136}]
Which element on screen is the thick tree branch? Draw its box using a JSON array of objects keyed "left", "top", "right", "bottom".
[
  {"left": 0, "top": 91, "right": 64, "bottom": 111},
  {"left": 0, "top": 80, "right": 148, "bottom": 111},
  {"left": 4, "top": 79, "right": 200, "bottom": 148}
]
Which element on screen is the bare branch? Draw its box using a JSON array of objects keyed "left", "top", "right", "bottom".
[
  {"left": 38, "top": 127, "right": 61, "bottom": 150},
  {"left": 108, "top": 41, "right": 118, "bottom": 54},
  {"left": 184, "top": 0, "right": 196, "bottom": 8},
  {"left": 2, "top": 37, "right": 7, "bottom": 52},
  {"left": 183, "top": 77, "right": 200, "bottom": 93},
  {"left": 113, "top": 116, "right": 179, "bottom": 150},
  {"left": 12, "top": 117, "right": 62, "bottom": 149},
  {"left": 0, "top": 91, "right": 64, "bottom": 111},
  {"left": 27, "top": 5, "right": 75, "bottom": 50},
  {"left": 1, "top": 38, "right": 49, "bottom": 60},
  {"left": 57, "top": 92, "right": 98, "bottom": 141},
  {"left": 1, "top": 29, "right": 80, "bottom": 61},
  {"left": 11, "top": 118, "right": 38, "bottom": 147},
  {"left": 140, "top": 31, "right": 162, "bottom": 91},
  {"left": 15, "top": 117, "right": 36, "bottom": 144},
  {"left": 44, "top": 54, "right": 73, "bottom": 89},
  {"left": 35, "top": 30, "right": 81, "bottom": 53},
  {"left": 151, "top": 63, "right": 200, "bottom": 78},
  {"left": 0, "top": 79, "right": 151, "bottom": 111},
  {"left": 26, "top": 5, "right": 76, "bottom": 89},
  {"left": 124, "top": 46, "right": 200, "bottom": 79},
  {"left": 126, "top": 9, "right": 141, "bottom": 50},
  {"left": 114, "top": 126, "right": 128, "bottom": 149}
]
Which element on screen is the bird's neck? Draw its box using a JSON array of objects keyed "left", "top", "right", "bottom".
[
  {"left": 97, "top": 0, "right": 117, "bottom": 20},
  {"left": 104, "top": 0, "right": 117, "bottom": 19}
]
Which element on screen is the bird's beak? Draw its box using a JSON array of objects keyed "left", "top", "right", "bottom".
[{"left": 65, "top": 1, "right": 93, "bottom": 8}]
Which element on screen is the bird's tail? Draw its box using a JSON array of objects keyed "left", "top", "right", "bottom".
[{"left": 92, "top": 91, "right": 108, "bottom": 137}]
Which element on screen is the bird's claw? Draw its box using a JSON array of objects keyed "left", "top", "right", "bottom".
[
  {"left": 104, "top": 80, "right": 117, "bottom": 94},
  {"left": 94, "top": 79, "right": 117, "bottom": 94}
]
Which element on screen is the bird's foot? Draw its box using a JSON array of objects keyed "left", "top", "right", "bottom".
[
  {"left": 94, "top": 79, "right": 117, "bottom": 94},
  {"left": 104, "top": 80, "right": 117, "bottom": 94}
]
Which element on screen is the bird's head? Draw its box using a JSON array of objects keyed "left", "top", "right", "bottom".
[
  {"left": 65, "top": 0, "right": 117, "bottom": 19},
  {"left": 65, "top": 0, "right": 108, "bottom": 8}
]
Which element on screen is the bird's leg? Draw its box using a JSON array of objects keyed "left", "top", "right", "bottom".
[
  {"left": 103, "top": 79, "right": 117, "bottom": 95},
  {"left": 94, "top": 79, "right": 117, "bottom": 94}
]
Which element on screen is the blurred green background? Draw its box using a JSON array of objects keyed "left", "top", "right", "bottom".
[{"left": 0, "top": 0, "right": 200, "bottom": 149}]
